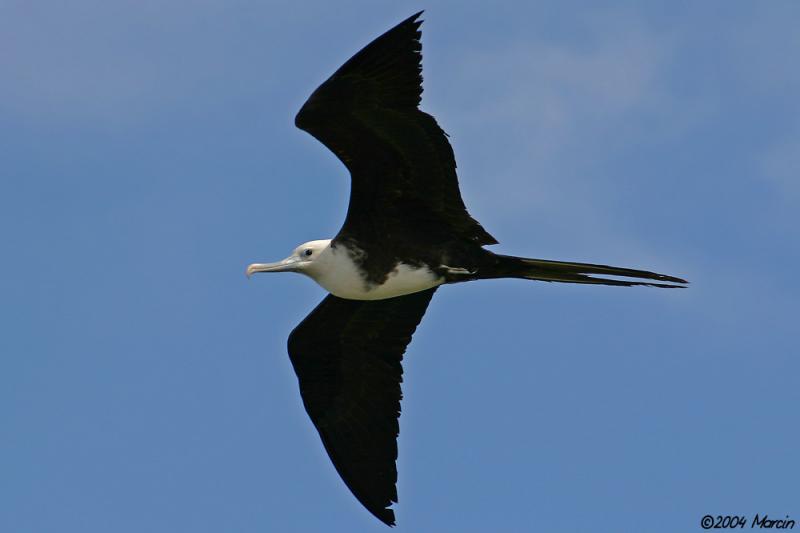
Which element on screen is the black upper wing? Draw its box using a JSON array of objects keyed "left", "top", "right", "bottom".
[
  {"left": 287, "top": 288, "right": 437, "bottom": 526},
  {"left": 294, "top": 12, "right": 497, "bottom": 249}
]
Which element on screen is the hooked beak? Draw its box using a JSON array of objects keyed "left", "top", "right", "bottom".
[{"left": 246, "top": 256, "right": 301, "bottom": 278}]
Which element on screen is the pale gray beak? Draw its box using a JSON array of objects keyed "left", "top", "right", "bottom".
[{"left": 246, "top": 256, "right": 301, "bottom": 277}]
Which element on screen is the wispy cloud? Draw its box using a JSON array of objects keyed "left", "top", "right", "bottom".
[
  {"left": 434, "top": 12, "right": 677, "bottom": 202},
  {"left": 0, "top": 0, "right": 283, "bottom": 124}
]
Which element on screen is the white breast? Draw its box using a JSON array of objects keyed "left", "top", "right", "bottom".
[{"left": 308, "top": 245, "right": 444, "bottom": 300}]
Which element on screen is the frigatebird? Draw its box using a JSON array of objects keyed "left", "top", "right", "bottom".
[{"left": 247, "top": 12, "right": 687, "bottom": 526}]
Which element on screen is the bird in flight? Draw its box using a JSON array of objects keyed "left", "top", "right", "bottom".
[{"left": 247, "top": 11, "right": 687, "bottom": 526}]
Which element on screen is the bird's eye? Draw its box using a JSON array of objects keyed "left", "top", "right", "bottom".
[{"left": 303, "top": 249, "right": 313, "bottom": 257}]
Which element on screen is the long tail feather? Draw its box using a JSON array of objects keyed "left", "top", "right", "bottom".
[{"left": 491, "top": 254, "right": 688, "bottom": 288}]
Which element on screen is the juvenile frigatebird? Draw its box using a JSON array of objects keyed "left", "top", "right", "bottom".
[{"left": 247, "top": 12, "right": 687, "bottom": 526}]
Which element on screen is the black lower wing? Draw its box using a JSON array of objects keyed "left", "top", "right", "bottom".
[{"left": 287, "top": 288, "right": 437, "bottom": 526}]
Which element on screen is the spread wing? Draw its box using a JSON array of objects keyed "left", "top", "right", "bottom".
[
  {"left": 294, "top": 11, "right": 496, "bottom": 248},
  {"left": 286, "top": 288, "right": 437, "bottom": 526}
]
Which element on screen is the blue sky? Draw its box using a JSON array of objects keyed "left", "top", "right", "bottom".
[{"left": 2, "top": 1, "right": 798, "bottom": 532}]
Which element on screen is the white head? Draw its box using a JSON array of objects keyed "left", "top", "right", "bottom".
[{"left": 246, "top": 239, "right": 331, "bottom": 279}]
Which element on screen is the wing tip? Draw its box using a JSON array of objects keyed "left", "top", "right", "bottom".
[
  {"left": 407, "top": 9, "right": 424, "bottom": 23},
  {"left": 294, "top": 10, "right": 428, "bottom": 132},
  {"left": 372, "top": 506, "right": 396, "bottom": 527}
]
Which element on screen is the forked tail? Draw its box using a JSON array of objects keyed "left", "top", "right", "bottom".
[{"left": 486, "top": 253, "right": 688, "bottom": 288}]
